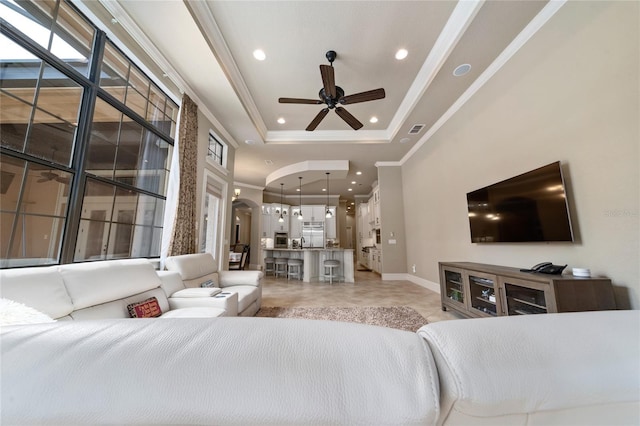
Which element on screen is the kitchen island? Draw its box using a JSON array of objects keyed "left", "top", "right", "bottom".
[{"left": 263, "top": 248, "right": 354, "bottom": 283}]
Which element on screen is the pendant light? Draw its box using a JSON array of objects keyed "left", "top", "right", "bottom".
[
  {"left": 325, "top": 172, "right": 332, "bottom": 218},
  {"left": 298, "top": 177, "right": 303, "bottom": 220},
  {"left": 278, "top": 183, "right": 284, "bottom": 223}
]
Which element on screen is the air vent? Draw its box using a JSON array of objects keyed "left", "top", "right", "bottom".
[
  {"left": 408, "top": 124, "right": 425, "bottom": 134},
  {"left": 264, "top": 160, "right": 273, "bottom": 165}
]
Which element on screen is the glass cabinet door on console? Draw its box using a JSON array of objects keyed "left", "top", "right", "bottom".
[
  {"left": 499, "top": 277, "right": 556, "bottom": 315},
  {"left": 467, "top": 272, "right": 500, "bottom": 317},
  {"left": 441, "top": 267, "right": 466, "bottom": 309}
]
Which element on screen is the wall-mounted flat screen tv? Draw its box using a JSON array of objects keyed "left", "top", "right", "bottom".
[{"left": 467, "top": 162, "right": 574, "bottom": 243}]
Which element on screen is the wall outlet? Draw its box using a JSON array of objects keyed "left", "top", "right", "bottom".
[{"left": 411, "top": 264, "right": 416, "bottom": 273}]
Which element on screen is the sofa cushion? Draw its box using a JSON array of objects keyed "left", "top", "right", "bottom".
[
  {"left": 160, "top": 307, "right": 226, "bottom": 318},
  {"left": 0, "top": 298, "right": 56, "bottom": 326},
  {"left": 0, "top": 318, "right": 439, "bottom": 424},
  {"left": 70, "top": 288, "right": 170, "bottom": 321},
  {"left": 0, "top": 266, "right": 73, "bottom": 319},
  {"left": 171, "top": 288, "right": 221, "bottom": 298},
  {"left": 60, "top": 259, "right": 162, "bottom": 310},
  {"left": 418, "top": 310, "right": 640, "bottom": 423},
  {"left": 127, "top": 297, "right": 162, "bottom": 318},
  {"left": 165, "top": 253, "right": 219, "bottom": 288}
]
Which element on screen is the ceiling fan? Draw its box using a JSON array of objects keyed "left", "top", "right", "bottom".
[
  {"left": 278, "top": 50, "right": 386, "bottom": 131},
  {"left": 37, "top": 147, "right": 70, "bottom": 184},
  {"left": 37, "top": 170, "right": 70, "bottom": 184}
]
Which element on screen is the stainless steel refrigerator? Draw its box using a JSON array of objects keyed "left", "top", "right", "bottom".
[{"left": 302, "top": 222, "right": 324, "bottom": 248}]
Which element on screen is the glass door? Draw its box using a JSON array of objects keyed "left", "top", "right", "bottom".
[
  {"left": 500, "top": 277, "right": 553, "bottom": 315},
  {"left": 442, "top": 268, "right": 466, "bottom": 307},
  {"left": 468, "top": 272, "right": 500, "bottom": 316}
]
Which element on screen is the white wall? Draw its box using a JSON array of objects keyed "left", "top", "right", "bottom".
[{"left": 401, "top": 1, "right": 639, "bottom": 308}]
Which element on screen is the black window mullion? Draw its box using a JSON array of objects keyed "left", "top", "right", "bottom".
[{"left": 59, "top": 30, "right": 105, "bottom": 263}]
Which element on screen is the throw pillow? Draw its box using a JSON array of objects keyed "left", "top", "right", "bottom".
[
  {"left": 0, "top": 298, "right": 56, "bottom": 326},
  {"left": 127, "top": 297, "right": 162, "bottom": 318},
  {"left": 200, "top": 279, "right": 216, "bottom": 288}
]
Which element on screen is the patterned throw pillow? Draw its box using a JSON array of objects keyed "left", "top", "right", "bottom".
[{"left": 127, "top": 297, "right": 162, "bottom": 318}]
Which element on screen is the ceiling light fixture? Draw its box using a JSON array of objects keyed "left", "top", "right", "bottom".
[
  {"left": 278, "top": 183, "right": 284, "bottom": 223},
  {"left": 298, "top": 177, "right": 303, "bottom": 220},
  {"left": 325, "top": 172, "right": 332, "bottom": 218},
  {"left": 395, "top": 49, "right": 408, "bottom": 60},
  {"left": 277, "top": 117, "right": 285, "bottom": 124},
  {"left": 253, "top": 49, "right": 266, "bottom": 61},
  {"left": 356, "top": 171, "right": 362, "bottom": 175},
  {"left": 369, "top": 116, "right": 378, "bottom": 123}
]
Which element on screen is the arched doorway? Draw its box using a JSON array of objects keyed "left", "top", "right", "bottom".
[{"left": 231, "top": 198, "right": 260, "bottom": 270}]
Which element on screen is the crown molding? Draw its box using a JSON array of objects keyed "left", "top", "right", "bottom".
[
  {"left": 386, "top": 0, "right": 484, "bottom": 142},
  {"left": 400, "top": 0, "right": 567, "bottom": 166},
  {"left": 265, "top": 129, "right": 389, "bottom": 144},
  {"left": 185, "top": 0, "right": 268, "bottom": 142}
]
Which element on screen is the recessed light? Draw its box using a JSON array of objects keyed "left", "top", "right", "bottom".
[
  {"left": 277, "top": 117, "right": 285, "bottom": 124},
  {"left": 453, "top": 63, "right": 472, "bottom": 77},
  {"left": 296, "top": 188, "right": 300, "bottom": 192},
  {"left": 369, "top": 116, "right": 378, "bottom": 123},
  {"left": 356, "top": 171, "right": 362, "bottom": 175},
  {"left": 395, "top": 49, "right": 408, "bottom": 60},
  {"left": 253, "top": 49, "right": 266, "bottom": 61},
  {"left": 322, "top": 188, "right": 326, "bottom": 192},
  {"left": 348, "top": 188, "right": 353, "bottom": 191},
  {"left": 399, "top": 137, "right": 410, "bottom": 144},
  {"left": 244, "top": 139, "right": 255, "bottom": 145},
  {"left": 351, "top": 181, "right": 356, "bottom": 184},
  {"left": 351, "top": 202, "right": 355, "bottom": 205}
]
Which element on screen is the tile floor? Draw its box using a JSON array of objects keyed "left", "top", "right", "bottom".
[{"left": 261, "top": 268, "right": 463, "bottom": 323}]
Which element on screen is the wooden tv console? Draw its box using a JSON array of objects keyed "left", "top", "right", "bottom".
[{"left": 439, "top": 262, "right": 616, "bottom": 318}]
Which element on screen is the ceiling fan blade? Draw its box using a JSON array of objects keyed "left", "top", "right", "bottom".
[
  {"left": 320, "top": 65, "right": 336, "bottom": 99},
  {"left": 37, "top": 177, "right": 49, "bottom": 183},
  {"left": 279, "top": 97, "right": 322, "bottom": 104},
  {"left": 335, "top": 107, "right": 363, "bottom": 130},
  {"left": 306, "top": 108, "right": 330, "bottom": 131},
  {"left": 340, "top": 88, "right": 386, "bottom": 105},
  {"left": 55, "top": 176, "right": 70, "bottom": 184}
]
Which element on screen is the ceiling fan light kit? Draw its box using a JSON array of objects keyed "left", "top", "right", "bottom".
[{"left": 278, "top": 50, "right": 386, "bottom": 131}]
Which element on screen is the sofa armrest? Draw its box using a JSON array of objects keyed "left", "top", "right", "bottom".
[
  {"left": 418, "top": 310, "right": 640, "bottom": 425},
  {"left": 218, "top": 270, "right": 262, "bottom": 288},
  {"left": 157, "top": 270, "right": 186, "bottom": 297}
]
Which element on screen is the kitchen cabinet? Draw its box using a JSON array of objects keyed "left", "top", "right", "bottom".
[
  {"left": 272, "top": 203, "right": 289, "bottom": 232},
  {"left": 325, "top": 206, "right": 337, "bottom": 239},
  {"left": 439, "top": 262, "right": 616, "bottom": 318},
  {"left": 290, "top": 206, "right": 302, "bottom": 238},
  {"left": 261, "top": 210, "right": 272, "bottom": 238},
  {"left": 301, "top": 205, "right": 326, "bottom": 222},
  {"left": 370, "top": 248, "right": 381, "bottom": 274}
]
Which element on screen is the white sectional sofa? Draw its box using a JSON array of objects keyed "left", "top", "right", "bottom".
[
  {"left": 164, "top": 252, "right": 263, "bottom": 317},
  {"left": 1, "top": 307, "right": 638, "bottom": 425},
  {"left": 0, "top": 258, "right": 227, "bottom": 320},
  {"left": 0, "top": 259, "right": 637, "bottom": 424}
]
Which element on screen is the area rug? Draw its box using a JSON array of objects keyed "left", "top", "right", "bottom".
[{"left": 256, "top": 306, "right": 427, "bottom": 332}]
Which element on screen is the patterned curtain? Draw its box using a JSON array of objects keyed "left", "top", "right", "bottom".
[{"left": 167, "top": 94, "right": 198, "bottom": 256}]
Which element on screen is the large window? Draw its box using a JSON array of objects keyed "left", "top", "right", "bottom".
[{"left": 0, "top": 0, "right": 178, "bottom": 267}]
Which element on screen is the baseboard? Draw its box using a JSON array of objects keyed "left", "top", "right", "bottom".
[{"left": 381, "top": 273, "right": 440, "bottom": 293}]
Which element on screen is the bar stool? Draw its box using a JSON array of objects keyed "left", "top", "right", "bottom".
[
  {"left": 274, "top": 258, "right": 288, "bottom": 278},
  {"left": 323, "top": 259, "right": 340, "bottom": 284},
  {"left": 264, "top": 257, "right": 275, "bottom": 276},
  {"left": 287, "top": 258, "right": 303, "bottom": 281}
]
